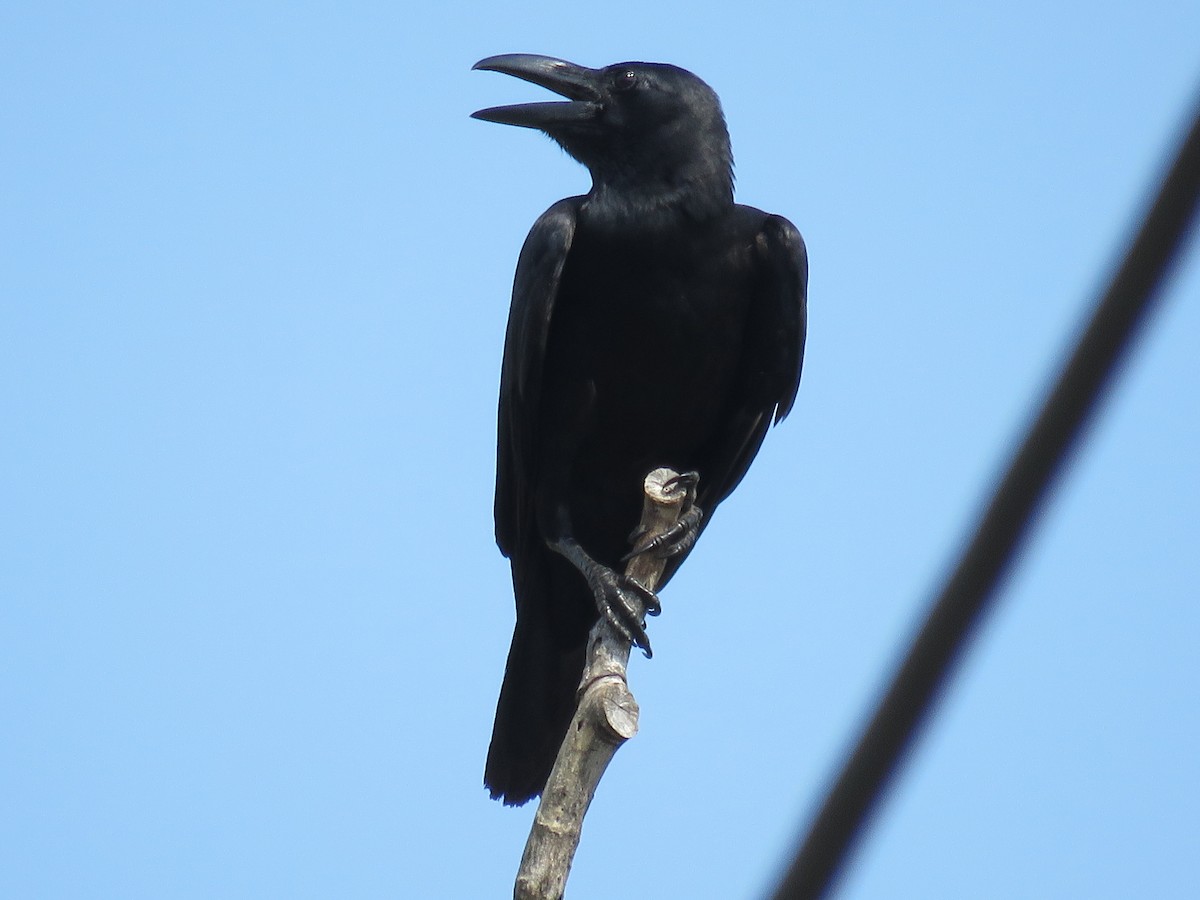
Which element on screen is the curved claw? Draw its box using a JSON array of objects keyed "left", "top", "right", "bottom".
[
  {"left": 624, "top": 575, "right": 661, "bottom": 616},
  {"left": 664, "top": 470, "right": 700, "bottom": 496}
]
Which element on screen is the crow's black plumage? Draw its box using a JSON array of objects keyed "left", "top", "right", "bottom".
[{"left": 473, "top": 54, "right": 807, "bottom": 805}]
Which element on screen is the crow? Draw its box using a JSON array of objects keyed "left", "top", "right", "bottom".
[{"left": 473, "top": 54, "right": 807, "bottom": 805}]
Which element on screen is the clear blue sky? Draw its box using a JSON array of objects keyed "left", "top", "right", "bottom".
[{"left": 3, "top": 3, "right": 1198, "bottom": 898}]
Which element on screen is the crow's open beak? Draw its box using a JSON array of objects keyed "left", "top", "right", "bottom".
[{"left": 471, "top": 54, "right": 602, "bottom": 129}]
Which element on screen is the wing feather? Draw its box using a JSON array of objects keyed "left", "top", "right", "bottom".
[
  {"left": 494, "top": 199, "right": 580, "bottom": 558},
  {"left": 660, "top": 213, "right": 808, "bottom": 584}
]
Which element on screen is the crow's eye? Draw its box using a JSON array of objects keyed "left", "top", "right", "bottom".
[{"left": 613, "top": 70, "right": 638, "bottom": 92}]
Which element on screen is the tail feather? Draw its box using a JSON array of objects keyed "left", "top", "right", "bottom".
[{"left": 485, "top": 546, "right": 594, "bottom": 805}]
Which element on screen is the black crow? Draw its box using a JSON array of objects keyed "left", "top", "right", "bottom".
[{"left": 473, "top": 54, "right": 807, "bottom": 805}]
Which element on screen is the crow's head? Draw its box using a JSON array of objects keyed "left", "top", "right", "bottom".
[{"left": 473, "top": 54, "right": 733, "bottom": 218}]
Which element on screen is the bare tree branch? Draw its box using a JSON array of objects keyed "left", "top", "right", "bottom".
[{"left": 515, "top": 467, "right": 687, "bottom": 900}]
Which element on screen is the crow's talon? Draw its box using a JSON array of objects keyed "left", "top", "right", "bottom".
[
  {"left": 627, "top": 470, "right": 700, "bottom": 549},
  {"left": 664, "top": 470, "right": 700, "bottom": 498},
  {"left": 624, "top": 575, "right": 661, "bottom": 616},
  {"left": 623, "top": 505, "right": 704, "bottom": 561},
  {"left": 587, "top": 564, "right": 659, "bottom": 655}
]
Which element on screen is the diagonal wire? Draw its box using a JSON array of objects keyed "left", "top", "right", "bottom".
[{"left": 772, "top": 96, "right": 1200, "bottom": 900}]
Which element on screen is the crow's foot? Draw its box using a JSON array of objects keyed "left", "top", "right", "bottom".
[
  {"left": 625, "top": 471, "right": 703, "bottom": 561},
  {"left": 584, "top": 563, "right": 661, "bottom": 658}
]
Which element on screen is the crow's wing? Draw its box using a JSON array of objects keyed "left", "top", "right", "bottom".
[
  {"left": 663, "top": 213, "right": 807, "bottom": 584},
  {"left": 494, "top": 198, "right": 580, "bottom": 560}
]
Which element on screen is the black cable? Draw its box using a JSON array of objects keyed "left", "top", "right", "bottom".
[{"left": 772, "top": 98, "right": 1200, "bottom": 900}]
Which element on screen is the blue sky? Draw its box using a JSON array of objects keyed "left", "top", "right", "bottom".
[{"left": 3, "top": 3, "right": 1198, "bottom": 898}]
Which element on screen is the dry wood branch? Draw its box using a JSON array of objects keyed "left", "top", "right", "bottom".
[{"left": 514, "top": 467, "right": 687, "bottom": 900}]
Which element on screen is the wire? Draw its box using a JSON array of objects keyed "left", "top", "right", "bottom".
[{"left": 771, "top": 97, "right": 1200, "bottom": 900}]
